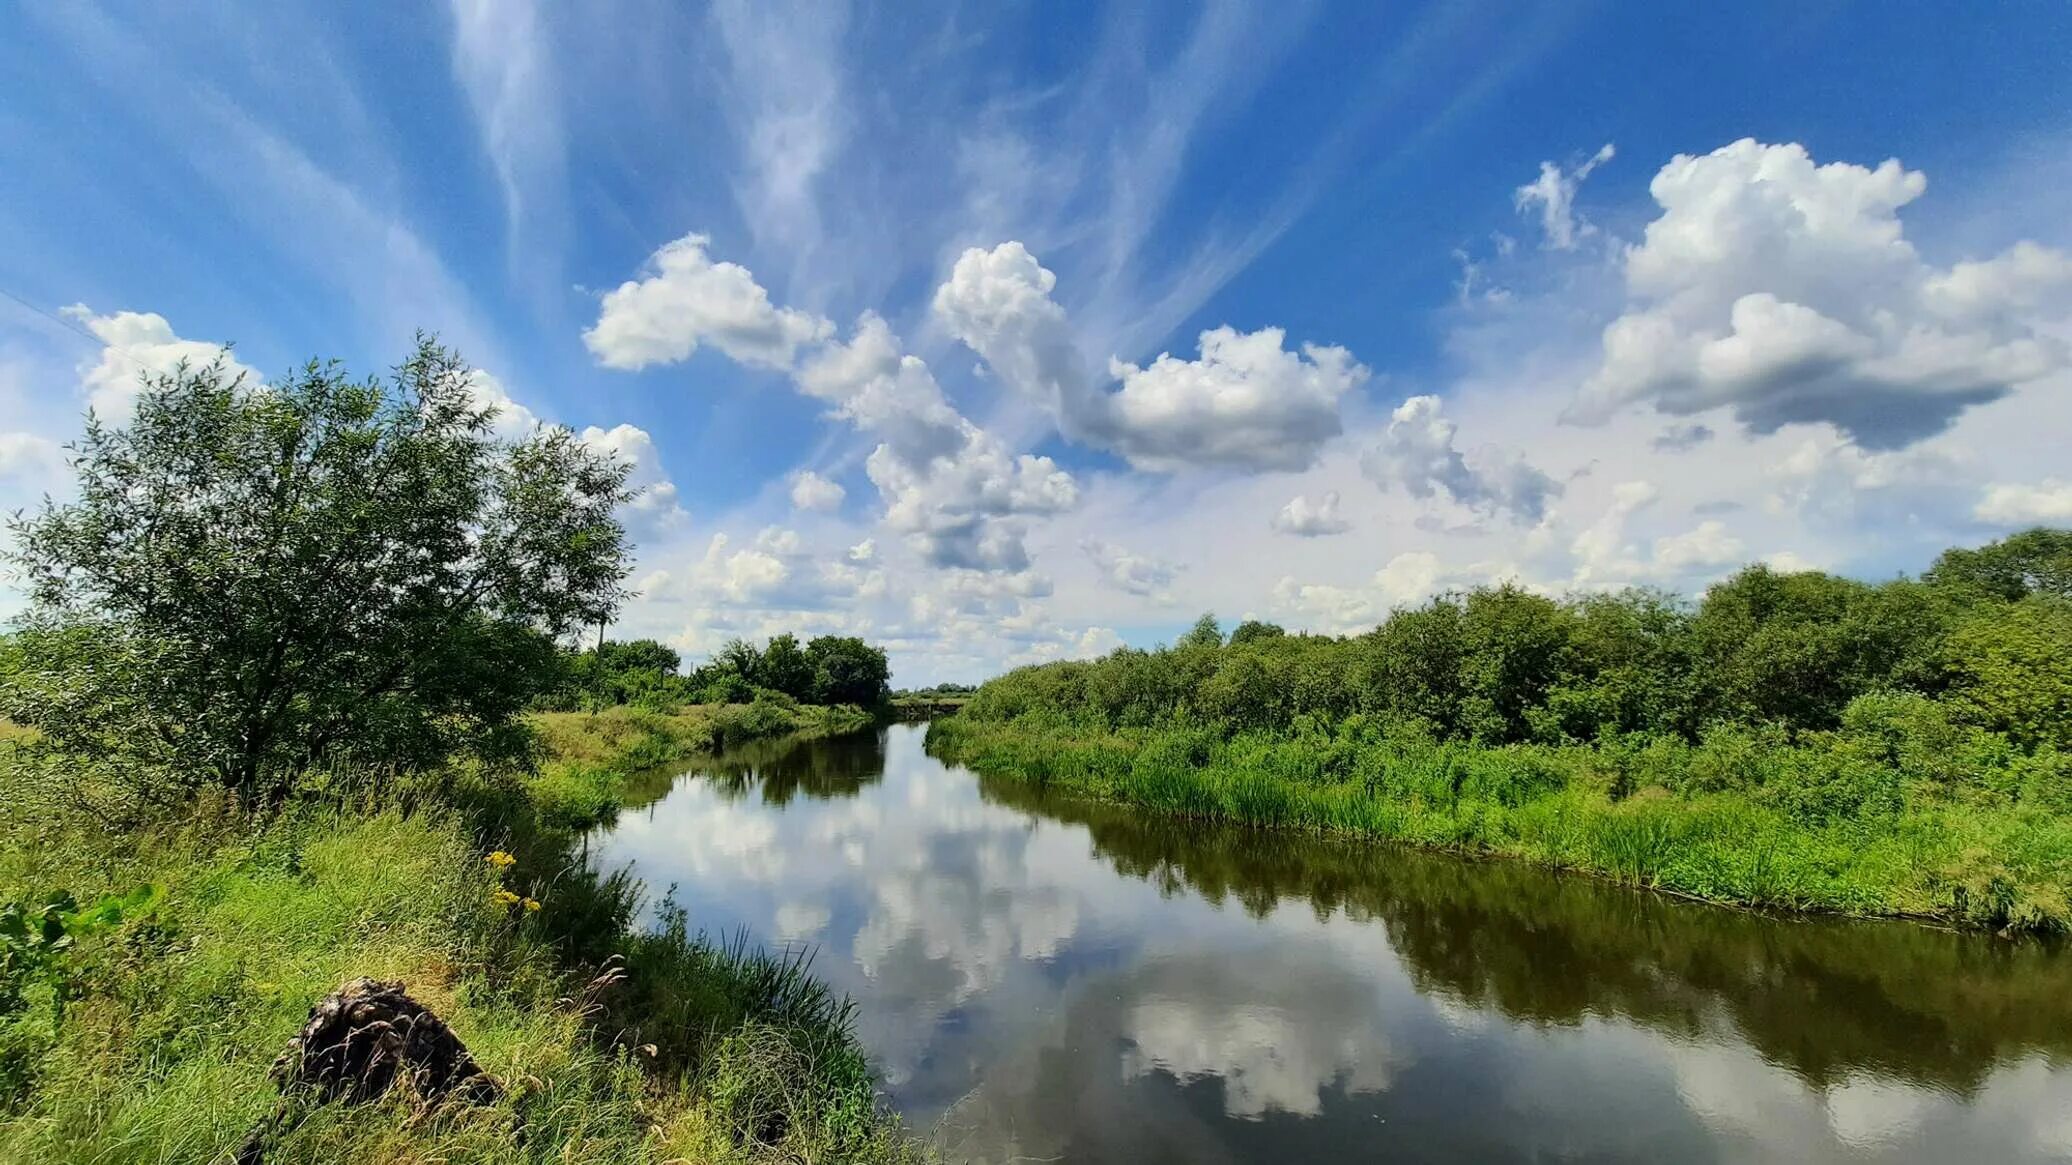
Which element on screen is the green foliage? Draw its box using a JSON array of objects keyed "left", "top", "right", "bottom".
[
  {"left": 755, "top": 634, "right": 815, "bottom": 702},
  {"left": 944, "top": 528, "right": 2072, "bottom": 932},
  {"left": 0, "top": 715, "right": 916, "bottom": 1161},
  {"left": 1226, "top": 619, "right": 1285, "bottom": 647},
  {"left": 805, "top": 635, "right": 892, "bottom": 707},
  {"left": 2, "top": 339, "right": 634, "bottom": 801},
  {"left": 1179, "top": 613, "right": 1224, "bottom": 650},
  {"left": 1925, "top": 526, "right": 2072, "bottom": 601},
  {"left": 1944, "top": 596, "right": 2072, "bottom": 750}
]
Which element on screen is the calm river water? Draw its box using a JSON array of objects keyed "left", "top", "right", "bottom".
[{"left": 590, "top": 724, "right": 2072, "bottom": 1163}]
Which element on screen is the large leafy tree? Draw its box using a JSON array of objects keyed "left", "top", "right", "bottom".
[
  {"left": 805, "top": 635, "right": 890, "bottom": 706},
  {"left": 3, "top": 338, "right": 634, "bottom": 800},
  {"left": 755, "top": 633, "right": 815, "bottom": 700}
]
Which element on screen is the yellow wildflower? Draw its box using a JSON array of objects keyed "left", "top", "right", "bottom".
[
  {"left": 492, "top": 888, "right": 522, "bottom": 907},
  {"left": 485, "top": 850, "right": 517, "bottom": 869},
  {"left": 523, "top": 897, "right": 542, "bottom": 912}
]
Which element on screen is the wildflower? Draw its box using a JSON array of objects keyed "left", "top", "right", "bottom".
[
  {"left": 523, "top": 897, "right": 542, "bottom": 912},
  {"left": 485, "top": 850, "right": 517, "bottom": 869},
  {"left": 492, "top": 888, "right": 522, "bottom": 907}
]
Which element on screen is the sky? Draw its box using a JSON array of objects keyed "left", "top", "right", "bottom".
[{"left": 3, "top": 2, "right": 2071, "bottom": 684}]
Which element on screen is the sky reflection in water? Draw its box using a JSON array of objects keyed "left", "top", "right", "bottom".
[{"left": 592, "top": 725, "right": 2072, "bottom": 1164}]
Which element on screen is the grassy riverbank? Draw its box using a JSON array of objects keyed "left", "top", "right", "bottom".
[
  {"left": 525, "top": 700, "right": 879, "bottom": 829},
  {"left": 930, "top": 716, "right": 2072, "bottom": 930},
  {"left": 929, "top": 531, "right": 2072, "bottom": 933},
  {"left": 0, "top": 706, "right": 916, "bottom": 1164}
]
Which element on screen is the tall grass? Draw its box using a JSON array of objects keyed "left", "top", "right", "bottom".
[
  {"left": 927, "top": 716, "right": 2072, "bottom": 932},
  {"left": 0, "top": 709, "right": 921, "bottom": 1164}
]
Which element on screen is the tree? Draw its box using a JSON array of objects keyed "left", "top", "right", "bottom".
[
  {"left": 1943, "top": 597, "right": 2072, "bottom": 751},
  {"left": 595, "top": 639, "right": 680, "bottom": 676},
  {"left": 805, "top": 635, "right": 891, "bottom": 706},
  {"left": 1227, "top": 619, "right": 1285, "bottom": 648},
  {"left": 1458, "top": 584, "right": 1573, "bottom": 744},
  {"left": 755, "top": 633, "right": 815, "bottom": 700},
  {"left": 2, "top": 339, "right": 634, "bottom": 801},
  {"left": 714, "top": 638, "right": 762, "bottom": 680},
  {"left": 1925, "top": 528, "right": 2072, "bottom": 601},
  {"left": 1179, "top": 613, "right": 1224, "bottom": 650}
]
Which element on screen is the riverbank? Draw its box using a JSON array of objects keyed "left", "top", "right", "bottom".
[
  {"left": 927, "top": 716, "right": 2072, "bottom": 932},
  {"left": 0, "top": 705, "right": 918, "bottom": 1164}
]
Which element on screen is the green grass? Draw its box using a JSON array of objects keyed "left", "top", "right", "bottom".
[
  {"left": 524, "top": 701, "right": 877, "bottom": 831},
  {"left": 0, "top": 709, "right": 920, "bottom": 1164},
  {"left": 927, "top": 716, "right": 2072, "bottom": 932}
]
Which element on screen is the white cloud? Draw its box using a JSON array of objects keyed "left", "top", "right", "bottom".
[
  {"left": 1570, "top": 139, "right": 2072, "bottom": 448},
  {"left": 447, "top": 0, "right": 563, "bottom": 269},
  {"left": 937, "top": 241, "right": 1365, "bottom": 472},
  {"left": 789, "top": 469, "right": 846, "bottom": 512},
  {"left": 1976, "top": 479, "right": 2072, "bottom": 525},
  {"left": 464, "top": 369, "right": 542, "bottom": 440},
  {"left": 1374, "top": 550, "right": 1445, "bottom": 607},
  {"left": 1651, "top": 520, "right": 1745, "bottom": 572},
  {"left": 1103, "top": 326, "right": 1366, "bottom": 471},
  {"left": 847, "top": 538, "right": 876, "bottom": 564},
  {"left": 709, "top": 0, "right": 848, "bottom": 256},
  {"left": 1362, "top": 394, "right": 1561, "bottom": 523},
  {"left": 583, "top": 232, "right": 833, "bottom": 371},
  {"left": 0, "top": 432, "right": 64, "bottom": 485},
  {"left": 1271, "top": 490, "right": 1351, "bottom": 537},
  {"left": 1270, "top": 576, "right": 1375, "bottom": 634},
  {"left": 692, "top": 531, "right": 790, "bottom": 603},
  {"left": 63, "top": 306, "right": 260, "bottom": 418},
  {"left": 587, "top": 239, "right": 1080, "bottom": 576},
  {"left": 579, "top": 422, "right": 688, "bottom": 534},
  {"left": 1081, "top": 539, "right": 1181, "bottom": 602},
  {"left": 1515, "top": 142, "right": 1614, "bottom": 250},
  {"left": 798, "top": 311, "right": 1077, "bottom": 571}
]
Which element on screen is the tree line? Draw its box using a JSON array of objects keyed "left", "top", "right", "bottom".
[
  {"left": 549, "top": 633, "right": 890, "bottom": 711},
  {"left": 967, "top": 528, "right": 2072, "bottom": 757}
]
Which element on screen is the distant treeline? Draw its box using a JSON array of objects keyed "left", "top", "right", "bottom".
[
  {"left": 934, "top": 529, "right": 2072, "bottom": 930},
  {"left": 967, "top": 529, "right": 2071, "bottom": 753},
  {"left": 892, "top": 682, "right": 977, "bottom": 701},
  {"left": 548, "top": 633, "right": 892, "bottom": 711}
]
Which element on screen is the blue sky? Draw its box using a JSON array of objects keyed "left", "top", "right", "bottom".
[{"left": 4, "top": 2, "right": 2071, "bottom": 682}]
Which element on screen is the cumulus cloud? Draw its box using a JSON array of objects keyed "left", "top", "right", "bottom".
[
  {"left": 1569, "top": 139, "right": 2072, "bottom": 449},
  {"left": 1652, "top": 520, "right": 1745, "bottom": 572},
  {"left": 0, "top": 432, "right": 65, "bottom": 484},
  {"left": 1271, "top": 490, "right": 1351, "bottom": 536},
  {"left": 1361, "top": 395, "right": 1561, "bottom": 522},
  {"left": 693, "top": 530, "right": 790, "bottom": 603},
  {"left": 1570, "top": 480, "right": 1745, "bottom": 586},
  {"left": 583, "top": 232, "right": 833, "bottom": 371},
  {"left": 1103, "top": 326, "right": 1367, "bottom": 471},
  {"left": 797, "top": 312, "right": 1076, "bottom": 571},
  {"left": 1515, "top": 142, "right": 1614, "bottom": 250},
  {"left": 1975, "top": 479, "right": 2072, "bottom": 525},
  {"left": 789, "top": 469, "right": 846, "bottom": 512},
  {"left": 660, "top": 525, "right": 889, "bottom": 612},
  {"left": 462, "top": 369, "right": 543, "bottom": 440},
  {"left": 936, "top": 242, "right": 1366, "bottom": 472},
  {"left": 1080, "top": 538, "right": 1181, "bottom": 602},
  {"left": 579, "top": 422, "right": 688, "bottom": 534},
  {"left": 64, "top": 306, "right": 261, "bottom": 418},
  {"left": 1272, "top": 551, "right": 1451, "bottom": 634},
  {"left": 586, "top": 237, "right": 1079, "bottom": 576}
]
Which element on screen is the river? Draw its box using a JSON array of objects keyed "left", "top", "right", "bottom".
[{"left": 590, "top": 723, "right": 2072, "bottom": 1163}]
